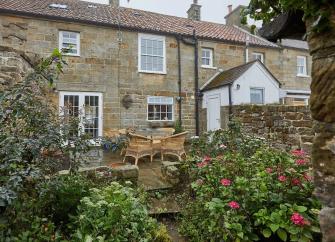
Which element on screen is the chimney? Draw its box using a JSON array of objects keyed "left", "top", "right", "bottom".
[
  {"left": 228, "top": 5, "right": 233, "bottom": 14},
  {"left": 225, "top": 5, "right": 246, "bottom": 27},
  {"left": 187, "top": 0, "right": 201, "bottom": 21},
  {"left": 109, "top": 0, "right": 119, "bottom": 8}
]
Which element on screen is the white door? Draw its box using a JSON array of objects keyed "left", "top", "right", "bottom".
[{"left": 207, "top": 94, "right": 221, "bottom": 131}]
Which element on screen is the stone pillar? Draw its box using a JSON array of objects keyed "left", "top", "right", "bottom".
[{"left": 307, "top": 10, "right": 335, "bottom": 242}]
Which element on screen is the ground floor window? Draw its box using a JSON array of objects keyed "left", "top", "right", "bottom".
[
  {"left": 59, "top": 91, "right": 103, "bottom": 138},
  {"left": 147, "top": 96, "right": 173, "bottom": 121},
  {"left": 250, "top": 88, "right": 264, "bottom": 104}
]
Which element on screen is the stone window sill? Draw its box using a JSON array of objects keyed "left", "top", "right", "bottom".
[
  {"left": 201, "top": 66, "right": 217, "bottom": 70},
  {"left": 148, "top": 121, "right": 175, "bottom": 128},
  {"left": 297, "top": 74, "right": 310, "bottom": 78}
]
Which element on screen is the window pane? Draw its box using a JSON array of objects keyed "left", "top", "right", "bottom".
[
  {"left": 250, "top": 89, "right": 264, "bottom": 104},
  {"left": 140, "top": 37, "right": 164, "bottom": 72},
  {"left": 147, "top": 97, "right": 173, "bottom": 121}
]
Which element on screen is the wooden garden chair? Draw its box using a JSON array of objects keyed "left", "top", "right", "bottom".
[
  {"left": 160, "top": 131, "right": 188, "bottom": 161},
  {"left": 122, "top": 133, "right": 154, "bottom": 166}
]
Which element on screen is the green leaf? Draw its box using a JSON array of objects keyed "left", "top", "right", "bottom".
[
  {"left": 310, "top": 226, "right": 321, "bottom": 233},
  {"left": 262, "top": 228, "right": 272, "bottom": 238},
  {"left": 296, "top": 206, "right": 307, "bottom": 212},
  {"left": 303, "top": 231, "right": 313, "bottom": 239},
  {"left": 249, "top": 233, "right": 260, "bottom": 240},
  {"left": 270, "top": 224, "right": 279, "bottom": 232},
  {"left": 277, "top": 229, "right": 287, "bottom": 241},
  {"left": 237, "top": 232, "right": 244, "bottom": 239}
]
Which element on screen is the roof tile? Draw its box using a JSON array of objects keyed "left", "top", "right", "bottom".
[{"left": 0, "top": 0, "right": 279, "bottom": 48}]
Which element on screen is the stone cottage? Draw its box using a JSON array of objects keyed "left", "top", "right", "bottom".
[{"left": 0, "top": 0, "right": 309, "bottom": 137}]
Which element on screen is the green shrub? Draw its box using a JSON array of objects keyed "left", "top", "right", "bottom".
[
  {"left": 72, "top": 182, "right": 161, "bottom": 241},
  {"left": 179, "top": 125, "right": 321, "bottom": 242},
  {"left": 11, "top": 216, "right": 62, "bottom": 242},
  {"left": 173, "top": 120, "right": 184, "bottom": 135},
  {"left": 38, "top": 174, "right": 92, "bottom": 227}
]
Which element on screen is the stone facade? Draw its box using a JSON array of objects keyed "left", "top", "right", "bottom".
[
  {"left": 0, "top": 13, "right": 309, "bottom": 136},
  {"left": 0, "top": 45, "right": 38, "bottom": 91},
  {"left": 201, "top": 105, "right": 314, "bottom": 151}
]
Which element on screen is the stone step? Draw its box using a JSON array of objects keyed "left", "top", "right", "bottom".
[{"left": 148, "top": 196, "right": 181, "bottom": 215}]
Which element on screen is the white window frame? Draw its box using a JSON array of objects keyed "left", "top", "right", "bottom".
[
  {"left": 250, "top": 87, "right": 265, "bottom": 104},
  {"left": 297, "top": 56, "right": 308, "bottom": 76},
  {"left": 252, "top": 52, "right": 264, "bottom": 63},
  {"left": 147, "top": 96, "right": 174, "bottom": 122},
  {"left": 201, "top": 48, "right": 214, "bottom": 68},
  {"left": 59, "top": 91, "right": 103, "bottom": 139},
  {"left": 59, "top": 31, "right": 80, "bottom": 56},
  {"left": 138, "top": 33, "right": 166, "bottom": 74}
]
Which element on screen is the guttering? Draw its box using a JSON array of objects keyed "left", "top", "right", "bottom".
[
  {"left": 193, "top": 30, "right": 200, "bottom": 136},
  {"left": 179, "top": 30, "right": 200, "bottom": 136},
  {"left": 228, "top": 84, "right": 233, "bottom": 120},
  {"left": 176, "top": 34, "right": 182, "bottom": 125}
]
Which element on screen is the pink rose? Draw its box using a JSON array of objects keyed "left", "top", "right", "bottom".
[
  {"left": 291, "top": 149, "right": 306, "bottom": 157},
  {"left": 202, "top": 156, "right": 211, "bottom": 162},
  {"left": 265, "top": 168, "right": 273, "bottom": 174},
  {"left": 278, "top": 175, "right": 287, "bottom": 182},
  {"left": 196, "top": 161, "right": 208, "bottom": 168},
  {"left": 220, "top": 144, "right": 227, "bottom": 149},
  {"left": 220, "top": 178, "right": 231, "bottom": 186},
  {"left": 292, "top": 178, "right": 301, "bottom": 186},
  {"left": 291, "top": 212, "right": 309, "bottom": 226},
  {"left": 295, "top": 159, "right": 307, "bottom": 165},
  {"left": 228, "top": 201, "right": 240, "bottom": 209}
]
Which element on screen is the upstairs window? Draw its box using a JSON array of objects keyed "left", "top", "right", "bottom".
[
  {"left": 147, "top": 96, "right": 173, "bottom": 121},
  {"left": 297, "top": 56, "right": 307, "bottom": 76},
  {"left": 250, "top": 88, "right": 264, "bottom": 104},
  {"left": 201, "top": 48, "right": 214, "bottom": 67},
  {"left": 139, "top": 34, "right": 166, "bottom": 73},
  {"left": 59, "top": 92, "right": 103, "bottom": 139},
  {"left": 252, "top": 52, "right": 264, "bottom": 63},
  {"left": 59, "top": 31, "right": 80, "bottom": 56}
]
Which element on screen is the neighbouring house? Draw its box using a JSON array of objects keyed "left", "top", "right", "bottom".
[
  {"left": 225, "top": 5, "right": 312, "bottom": 106},
  {"left": 0, "top": 0, "right": 303, "bottom": 138},
  {"left": 201, "top": 60, "right": 281, "bottom": 131}
]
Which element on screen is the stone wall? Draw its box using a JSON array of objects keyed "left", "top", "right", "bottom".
[
  {"left": 0, "top": 45, "right": 38, "bottom": 91},
  {"left": 0, "top": 14, "right": 305, "bottom": 137},
  {"left": 201, "top": 105, "right": 314, "bottom": 151}
]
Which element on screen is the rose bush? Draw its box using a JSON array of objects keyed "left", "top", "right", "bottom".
[{"left": 179, "top": 122, "right": 321, "bottom": 242}]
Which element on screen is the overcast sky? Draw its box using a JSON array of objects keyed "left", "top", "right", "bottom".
[{"left": 85, "top": 0, "right": 253, "bottom": 25}]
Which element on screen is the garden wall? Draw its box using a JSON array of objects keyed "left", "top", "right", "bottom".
[{"left": 200, "top": 105, "right": 314, "bottom": 152}]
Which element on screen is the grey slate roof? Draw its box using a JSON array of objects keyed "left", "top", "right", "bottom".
[
  {"left": 201, "top": 60, "right": 281, "bottom": 91},
  {"left": 0, "top": 0, "right": 279, "bottom": 48},
  {"left": 280, "top": 39, "right": 309, "bottom": 50}
]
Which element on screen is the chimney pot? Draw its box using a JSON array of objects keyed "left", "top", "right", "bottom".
[{"left": 228, "top": 5, "right": 233, "bottom": 13}]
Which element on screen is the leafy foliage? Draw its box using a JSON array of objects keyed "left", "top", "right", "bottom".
[
  {"left": 0, "top": 49, "right": 92, "bottom": 208},
  {"left": 242, "top": 0, "right": 334, "bottom": 33},
  {"left": 37, "top": 174, "right": 92, "bottom": 227},
  {"left": 179, "top": 121, "right": 321, "bottom": 241},
  {"left": 173, "top": 120, "right": 184, "bottom": 135},
  {"left": 72, "top": 182, "right": 161, "bottom": 241}
]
